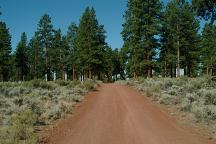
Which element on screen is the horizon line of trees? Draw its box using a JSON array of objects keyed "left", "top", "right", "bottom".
[
  {"left": 0, "top": 7, "right": 125, "bottom": 82},
  {"left": 0, "top": 0, "right": 216, "bottom": 82}
]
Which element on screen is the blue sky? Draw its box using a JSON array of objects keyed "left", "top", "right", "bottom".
[{"left": 1, "top": 0, "right": 169, "bottom": 50}]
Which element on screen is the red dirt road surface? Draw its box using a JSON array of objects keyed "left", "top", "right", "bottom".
[{"left": 44, "top": 84, "right": 215, "bottom": 144}]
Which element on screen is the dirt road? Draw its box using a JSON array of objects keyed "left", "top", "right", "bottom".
[{"left": 44, "top": 84, "right": 215, "bottom": 144}]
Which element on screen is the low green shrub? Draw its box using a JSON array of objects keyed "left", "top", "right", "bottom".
[
  {"left": 205, "top": 90, "right": 216, "bottom": 105},
  {"left": 54, "top": 80, "right": 70, "bottom": 86},
  {"left": 0, "top": 110, "right": 39, "bottom": 144},
  {"left": 205, "top": 105, "right": 216, "bottom": 121},
  {"left": 72, "top": 95, "right": 83, "bottom": 102},
  {"left": 180, "top": 97, "right": 192, "bottom": 112},
  {"left": 81, "top": 80, "right": 96, "bottom": 91},
  {"left": 159, "top": 94, "right": 179, "bottom": 105},
  {"left": 67, "top": 81, "right": 81, "bottom": 89},
  {"left": 27, "top": 79, "right": 57, "bottom": 90},
  {"left": 145, "top": 88, "right": 153, "bottom": 97}
]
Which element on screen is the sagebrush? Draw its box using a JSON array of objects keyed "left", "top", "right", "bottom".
[{"left": 0, "top": 79, "right": 97, "bottom": 143}]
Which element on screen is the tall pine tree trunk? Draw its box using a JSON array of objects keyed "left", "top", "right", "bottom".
[
  {"left": 189, "top": 66, "right": 193, "bottom": 77},
  {"left": 184, "top": 64, "right": 188, "bottom": 77},
  {"left": 48, "top": 55, "right": 51, "bottom": 81},
  {"left": 85, "top": 70, "right": 88, "bottom": 80},
  {"left": 72, "top": 66, "right": 75, "bottom": 80},
  {"left": 60, "top": 62, "right": 64, "bottom": 80},
  {"left": 210, "top": 59, "right": 213, "bottom": 76},
  {"left": 46, "top": 48, "right": 51, "bottom": 81},
  {"left": 206, "top": 65, "right": 209, "bottom": 76},
  {"left": 147, "top": 55, "right": 152, "bottom": 78},
  {"left": 147, "top": 67, "right": 152, "bottom": 78},
  {"left": 89, "top": 68, "right": 92, "bottom": 79},
  {"left": 177, "top": 24, "right": 180, "bottom": 78},
  {"left": 164, "top": 61, "right": 167, "bottom": 77},
  {"left": 98, "top": 73, "right": 101, "bottom": 81},
  {"left": 177, "top": 41, "right": 180, "bottom": 78},
  {"left": 60, "top": 45, "right": 64, "bottom": 80},
  {"left": 209, "top": 68, "right": 213, "bottom": 76},
  {"left": 82, "top": 71, "right": 85, "bottom": 81},
  {"left": 45, "top": 47, "right": 48, "bottom": 81},
  {"left": 133, "top": 72, "right": 136, "bottom": 79},
  {"left": 170, "top": 64, "right": 173, "bottom": 78},
  {"left": 0, "top": 65, "right": 3, "bottom": 82},
  {"left": 34, "top": 55, "right": 37, "bottom": 79},
  {"left": 173, "top": 64, "right": 177, "bottom": 78}
]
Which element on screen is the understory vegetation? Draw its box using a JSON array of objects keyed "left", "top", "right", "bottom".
[
  {"left": 127, "top": 77, "right": 216, "bottom": 138},
  {"left": 0, "top": 79, "right": 97, "bottom": 144}
]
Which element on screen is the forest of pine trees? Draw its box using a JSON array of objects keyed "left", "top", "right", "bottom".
[
  {"left": 0, "top": 0, "right": 216, "bottom": 82},
  {"left": 122, "top": 0, "right": 216, "bottom": 78}
]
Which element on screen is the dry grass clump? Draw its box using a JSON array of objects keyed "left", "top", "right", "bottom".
[{"left": 0, "top": 79, "right": 97, "bottom": 143}]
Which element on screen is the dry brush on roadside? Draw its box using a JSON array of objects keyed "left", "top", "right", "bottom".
[
  {"left": 125, "top": 77, "right": 216, "bottom": 139},
  {"left": 0, "top": 79, "right": 98, "bottom": 144}
]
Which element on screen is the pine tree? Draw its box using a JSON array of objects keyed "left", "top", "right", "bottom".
[
  {"left": 36, "top": 14, "right": 54, "bottom": 81},
  {"left": 76, "top": 7, "right": 93, "bottom": 80},
  {"left": 9, "top": 53, "right": 16, "bottom": 81},
  {"left": 201, "top": 23, "right": 216, "bottom": 76},
  {"left": 28, "top": 35, "right": 44, "bottom": 79},
  {"left": 76, "top": 7, "right": 107, "bottom": 80},
  {"left": 66, "top": 22, "right": 78, "bottom": 80},
  {"left": 160, "top": 11, "right": 175, "bottom": 77},
  {"left": 50, "top": 29, "right": 69, "bottom": 80},
  {"left": 103, "top": 46, "right": 114, "bottom": 82},
  {"left": 181, "top": 3, "right": 200, "bottom": 77},
  {"left": 0, "top": 22, "right": 11, "bottom": 81},
  {"left": 91, "top": 24, "right": 107, "bottom": 79},
  {"left": 122, "top": 0, "right": 162, "bottom": 78},
  {"left": 165, "top": 0, "right": 182, "bottom": 78},
  {"left": 119, "top": 44, "right": 131, "bottom": 77},
  {"left": 192, "top": 0, "right": 216, "bottom": 23},
  {"left": 50, "top": 29, "right": 62, "bottom": 80},
  {"left": 103, "top": 47, "right": 126, "bottom": 82},
  {"left": 160, "top": 0, "right": 199, "bottom": 78},
  {"left": 159, "top": 14, "right": 175, "bottom": 77},
  {"left": 118, "top": 47, "right": 127, "bottom": 79},
  {"left": 15, "top": 32, "right": 29, "bottom": 81},
  {"left": 61, "top": 36, "right": 69, "bottom": 80},
  {"left": 112, "top": 48, "right": 125, "bottom": 80}
]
